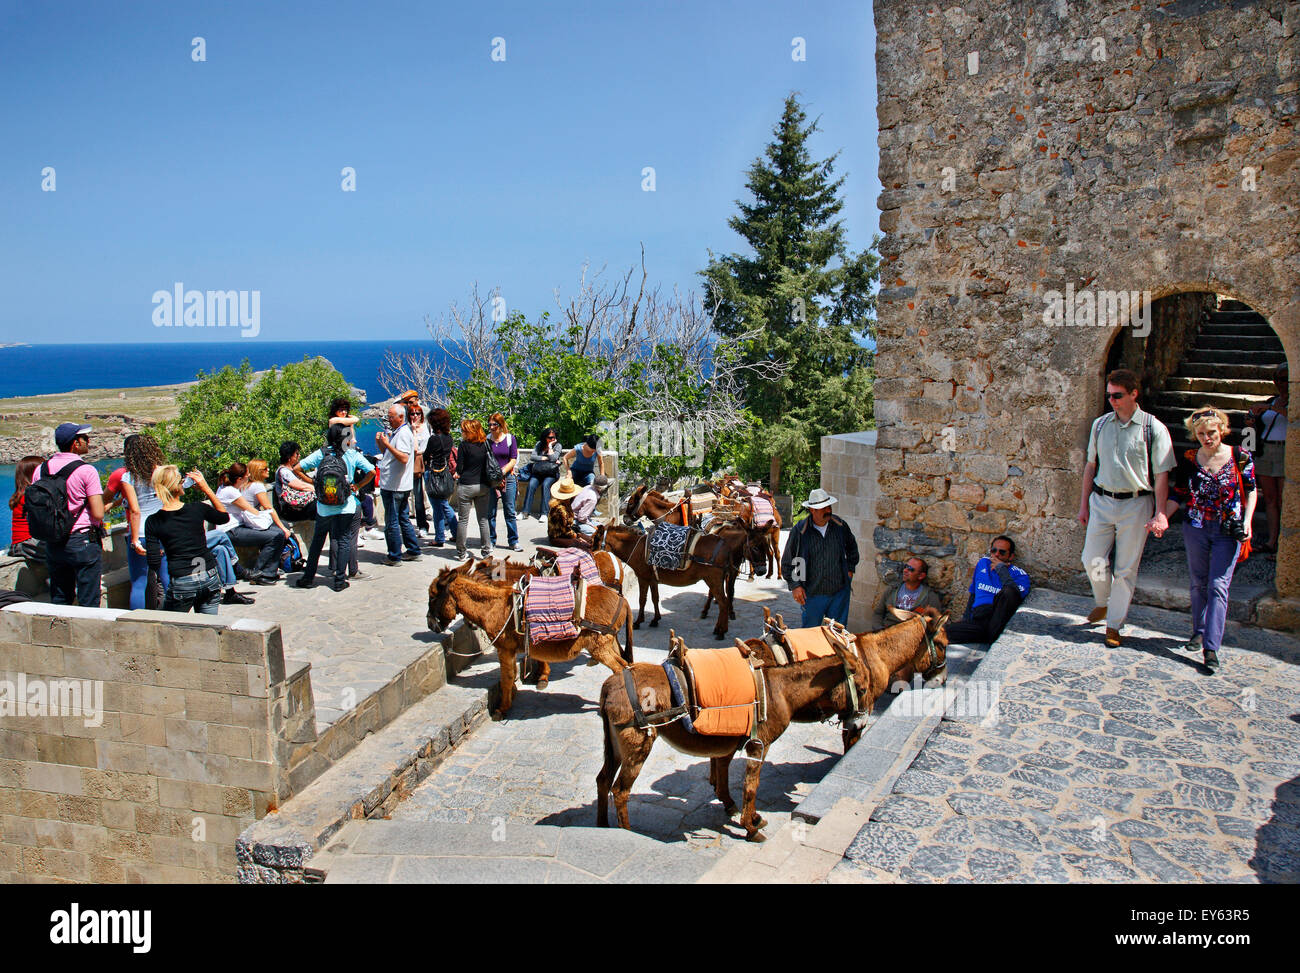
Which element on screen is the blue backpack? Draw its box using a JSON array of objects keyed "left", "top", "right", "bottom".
[{"left": 281, "top": 535, "right": 306, "bottom": 574}]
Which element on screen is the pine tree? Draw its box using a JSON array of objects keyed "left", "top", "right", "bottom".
[{"left": 702, "top": 94, "right": 878, "bottom": 498}]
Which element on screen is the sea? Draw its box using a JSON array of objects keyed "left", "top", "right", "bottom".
[{"left": 0, "top": 341, "right": 462, "bottom": 549}]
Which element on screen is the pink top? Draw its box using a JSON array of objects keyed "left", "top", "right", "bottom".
[
  {"left": 572, "top": 486, "right": 600, "bottom": 523},
  {"left": 31, "top": 453, "right": 103, "bottom": 533}
]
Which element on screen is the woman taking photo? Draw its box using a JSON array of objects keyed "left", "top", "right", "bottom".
[
  {"left": 144, "top": 467, "right": 230, "bottom": 615},
  {"left": 421, "top": 408, "right": 459, "bottom": 546},
  {"left": 523, "top": 426, "right": 562, "bottom": 521},
  {"left": 453, "top": 418, "right": 493, "bottom": 560},
  {"left": 486, "top": 413, "right": 522, "bottom": 551},
  {"left": 1160, "top": 406, "right": 1257, "bottom": 673}
]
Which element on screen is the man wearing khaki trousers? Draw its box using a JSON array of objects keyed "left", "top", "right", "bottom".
[{"left": 1078, "top": 368, "right": 1175, "bottom": 647}]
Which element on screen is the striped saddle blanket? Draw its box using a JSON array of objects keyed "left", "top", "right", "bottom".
[
  {"left": 551, "top": 547, "right": 603, "bottom": 586},
  {"left": 749, "top": 495, "right": 775, "bottom": 527},
  {"left": 524, "top": 575, "right": 580, "bottom": 642}
]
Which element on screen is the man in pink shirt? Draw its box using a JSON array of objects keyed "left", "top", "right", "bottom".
[
  {"left": 32, "top": 423, "right": 106, "bottom": 606},
  {"left": 572, "top": 474, "right": 609, "bottom": 537}
]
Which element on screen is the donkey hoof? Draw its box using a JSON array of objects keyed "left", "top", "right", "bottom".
[
  {"left": 753, "top": 814, "right": 768, "bottom": 829},
  {"left": 725, "top": 804, "right": 740, "bottom": 818},
  {"left": 537, "top": 677, "right": 549, "bottom": 690},
  {"left": 650, "top": 619, "right": 660, "bottom": 628},
  {"left": 746, "top": 830, "right": 767, "bottom": 843},
  {"left": 633, "top": 621, "right": 642, "bottom": 630}
]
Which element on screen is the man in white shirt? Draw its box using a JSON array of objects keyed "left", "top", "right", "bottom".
[{"left": 375, "top": 404, "right": 422, "bottom": 564}]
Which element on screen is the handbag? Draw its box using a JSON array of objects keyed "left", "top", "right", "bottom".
[
  {"left": 427, "top": 465, "right": 455, "bottom": 500},
  {"left": 531, "top": 460, "right": 560, "bottom": 480},
  {"left": 485, "top": 447, "right": 504, "bottom": 487},
  {"left": 1230, "top": 449, "right": 1252, "bottom": 564}
]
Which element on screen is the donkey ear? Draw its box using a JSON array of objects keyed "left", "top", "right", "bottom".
[{"left": 933, "top": 613, "right": 950, "bottom": 633}]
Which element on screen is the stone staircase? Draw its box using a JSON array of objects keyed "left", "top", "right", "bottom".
[{"left": 1147, "top": 298, "right": 1282, "bottom": 461}]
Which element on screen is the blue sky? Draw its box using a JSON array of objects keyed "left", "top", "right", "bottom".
[{"left": 0, "top": 0, "right": 880, "bottom": 344}]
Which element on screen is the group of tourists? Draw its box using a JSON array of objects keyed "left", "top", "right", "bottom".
[{"left": 4, "top": 364, "right": 1280, "bottom": 660}]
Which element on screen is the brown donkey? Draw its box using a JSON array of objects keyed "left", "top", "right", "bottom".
[
  {"left": 755, "top": 607, "right": 949, "bottom": 750},
  {"left": 427, "top": 563, "right": 633, "bottom": 716},
  {"left": 592, "top": 524, "right": 745, "bottom": 640},
  {"left": 473, "top": 551, "right": 626, "bottom": 592},
  {"left": 597, "top": 631, "right": 873, "bottom": 842},
  {"left": 622, "top": 484, "right": 694, "bottom": 526}
]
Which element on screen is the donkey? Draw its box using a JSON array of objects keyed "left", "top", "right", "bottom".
[
  {"left": 622, "top": 484, "right": 695, "bottom": 526},
  {"left": 754, "top": 607, "right": 949, "bottom": 750},
  {"left": 592, "top": 523, "right": 747, "bottom": 640},
  {"left": 427, "top": 562, "right": 633, "bottom": 716},
  {"left": 474, "top": 550, "right": 626, "bottom": 592},
  {"left": 596, "top": 630, "right": 873, "bottom": 842}
]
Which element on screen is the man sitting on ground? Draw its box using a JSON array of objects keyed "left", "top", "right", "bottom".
[
  {"left": 870, "top": 556, "right": 944, "bottom": 631},
  {"left": 944, "top": 535, "right": 1031, "bottom": 645}
]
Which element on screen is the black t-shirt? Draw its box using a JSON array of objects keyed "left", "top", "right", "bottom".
[
  {"left": 424, "top": 432, "right": 454, "bottom": 470},
  {"left": 144, "top": 503, "right": 229, "bottom": 577},
  {"left": 456, "top": 440, "right": 489, "bottom": 486}
]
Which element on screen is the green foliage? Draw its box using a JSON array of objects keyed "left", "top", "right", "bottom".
[
  {"left": 701, "top": 93, "right": 878, "bottom": 501},
  {"left": 155, "top": 357, "right": 353, "bottom": 477}
]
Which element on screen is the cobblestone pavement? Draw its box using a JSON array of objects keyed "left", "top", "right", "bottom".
[
  {"left": 391, "top": 530, "right": 848, "bottom": 875},
  {"left": 224, "top": 513, "right": 562, "bottom": 729},
  {"left": 832, "top": 590, "right": 1300, "bottom": 884}
]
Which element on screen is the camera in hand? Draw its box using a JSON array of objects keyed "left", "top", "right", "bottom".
[{"left": 1221, "top": 513, "right": 1249, "bottom": 542}]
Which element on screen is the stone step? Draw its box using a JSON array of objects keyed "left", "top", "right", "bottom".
[
  {"left": 1164, "top": 376, "right": 1275, "bottom": 395},
  {"left": 1209, "top": 304, "right": 1264, "bottom": 319},
  {"left": 1177, "top": 362, "right": 1283, "bottom": 380},
  {"left": 1150, "top": 389, "right": 1272, "bottom": 412},
  {"left": 319, "top": 819, "right": 705, "bottom": 883},
  {"left": 1193, "top": 334, "right": 1285, "bottom": 353},
  {"left": 1150, "top": 407, "right": 1253, "bottom": 433},
  {"left": 1199, "top": 322, "right": 1277, "bottom": 337},
  {"left": 1185, "top": 349, "right": 1286, "bottom": 365},
  {"left": 1133, "top": 571, "right": 1271, "bottom": 624}
]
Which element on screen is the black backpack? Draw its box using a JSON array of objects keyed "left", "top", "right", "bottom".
[
  {"left": 314, "top": 446, "right": 350, "bottom": 507},
  {"left": 24, "top": 459, "right": 87, "bottom": 543}
]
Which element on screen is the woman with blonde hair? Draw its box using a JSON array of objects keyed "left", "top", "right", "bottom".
[
  {"left": 1160, "top": 406, "right": 1257, "bottom": 673},
  {"left": 217, "top": 461, "right": 290, "bottom": 585},
  {"left": 144, "top": 466, "right": 230, "bottom": 615},
  {"left": 453, "top": 417, "right": 493, "bottom": 560}
]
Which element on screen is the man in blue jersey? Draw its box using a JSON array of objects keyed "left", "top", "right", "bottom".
[{"left": 944, "top": 535, "right": 1031, "bottom": 645}]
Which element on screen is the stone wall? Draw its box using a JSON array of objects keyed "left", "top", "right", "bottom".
[
  {"left": 873, "top": 0, "right": 1300, "bottom": 617},
  {"left": 821, "top": 433, "right": 882, "bottom": 632},
  {"left": 1110, "top": 292, "right": 1215, "bottom": 393},
  {"left": 0, "top": 602, "right": 303, "bottom": 882}
]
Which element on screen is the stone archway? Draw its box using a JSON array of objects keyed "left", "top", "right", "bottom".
[{"left": 1087, "top": 283, "right": 1299, "bottom": 627}]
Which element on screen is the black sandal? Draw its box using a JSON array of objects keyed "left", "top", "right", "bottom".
[{"left": 1203, "top": 648, "right": 1220, "bottom": 673}]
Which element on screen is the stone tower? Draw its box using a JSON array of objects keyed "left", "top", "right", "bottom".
[{"left": 871, "top": 0, "right": 1299, "bottom": 627}]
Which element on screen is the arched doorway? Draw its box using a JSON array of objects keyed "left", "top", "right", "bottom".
[{"left": 1103, "top": 292, "right": 1287, "bottom": 618}]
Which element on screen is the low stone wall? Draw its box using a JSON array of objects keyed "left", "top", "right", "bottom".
[
  {"left": 820, "top": 432, "right": 881, "bottom": 633},
  {"left": 0, "top": 602, "right": 299, "bottom": 882}
]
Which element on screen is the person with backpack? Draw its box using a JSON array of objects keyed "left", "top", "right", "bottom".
[
  {"left": 1158, "top": 406, "right": 1257, "bottom": 673},
  {"left": 421, "top": 408, "right": 458, "bottom": 547},
  {"left": 485, "top": 413, "right": 523, "bottom": 552},
  {"left": 144, "top": 466, "right": 231, "bottom": 615},
  {"left": 1077, "top": 368, "right": 1176, "bottom": 648},
  {"left": 295, "top": 424, "right": 375, "bottom": 591},
  {"left": 27, "top": 423, "right": 106, "bottom": 607},
  {"left": 8, "top": 455, "right": 45, "bottom": 559}
]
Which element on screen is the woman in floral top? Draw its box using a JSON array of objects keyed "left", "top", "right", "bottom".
[{"left": 1161, "top": 406, "right": 1257, "bottom": 673}]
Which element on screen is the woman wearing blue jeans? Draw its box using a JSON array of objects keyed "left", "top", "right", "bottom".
[
  {"left": 522, "top": 427, "right": 563, "bottom": 520},
  {"left": 422, "top": 409, "right": 459, "bottom": 546},
  {"left": 1160, "top": 407, "right": 1256, "bottom": 673},
  {"left": 485, "top": 413, "right": 522, "bottom": 551}
]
